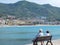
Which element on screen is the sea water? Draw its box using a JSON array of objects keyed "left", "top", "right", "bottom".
[{"left": 0, "top": 25, "right": 60, "bottom": 45}]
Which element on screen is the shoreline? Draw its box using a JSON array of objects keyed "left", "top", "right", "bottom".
[
  {"left": 26, "top": 39, "right": 60, "bottom": 45},
  {"left": 0, "top": 24, "right": 60, "bottom": 27}
]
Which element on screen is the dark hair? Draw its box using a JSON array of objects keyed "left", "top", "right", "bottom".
[
  {"left": 39, "top": 30, "right": 42, "bottom": 32},
  {"left": 46, "top": 31, "right": 49, "bottom": 33}
]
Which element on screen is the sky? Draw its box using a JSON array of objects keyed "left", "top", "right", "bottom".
[{"left": 0, "top": 0, "right": 60, "bottom": 7}]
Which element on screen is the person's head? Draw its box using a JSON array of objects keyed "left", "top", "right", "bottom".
[
  {"left": 39, "top": 29, "right": 43, "bottom": 33},
  {"left": 46, "top": 31, "right": 49, "bottom": 33}
]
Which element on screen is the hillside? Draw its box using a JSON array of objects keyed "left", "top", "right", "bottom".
[{"left": 0, "top": 1, "right": 60, "bottom": 21}]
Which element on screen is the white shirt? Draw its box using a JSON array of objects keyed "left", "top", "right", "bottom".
[
  {"left": 46, "top": 33, "right": 50, "bottom": 36},
  {"left": 37, "top": 32, "right": 44, "bottom": 37}
]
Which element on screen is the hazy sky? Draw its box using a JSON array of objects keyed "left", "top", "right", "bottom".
[{"left": 0, "top": 0, "right": 60, "bottom": 7}]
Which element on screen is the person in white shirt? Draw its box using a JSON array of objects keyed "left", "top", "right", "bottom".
[
  {"left": 37, "top": 29, "right": 44, "bottom": 37},
  {"left": 46, "top": 31, "right": 50, "bottom": 36},
  {"left": 36, "top": 29, "right": 44, "bottom": 45}
]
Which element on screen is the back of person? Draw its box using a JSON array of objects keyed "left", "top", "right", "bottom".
[
  {"left": 37, "top": 29, "right": 44, "bottom": 37},
  {"left": 38, "top": 32, "right": 44, "bottom": 36},
  {"left": 46, "top": 31, "right": 50, "bottom": 36}
]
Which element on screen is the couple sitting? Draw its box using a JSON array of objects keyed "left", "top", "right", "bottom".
[
  {"left": 36, "top": 29, "right": 51, "bottom": 45},
  {"left": 36, "top": 29, "right": 50, "bottom": 37}
]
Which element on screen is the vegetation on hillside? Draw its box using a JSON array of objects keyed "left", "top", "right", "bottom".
[{"left": 0, "top": 1, "right": 60, "bottom": 21}]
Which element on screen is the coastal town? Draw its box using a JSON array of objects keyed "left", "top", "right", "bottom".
[
  {"left": 0, "top": 15, "right": 60, "bottom": 26},
  {"left": 0, "top": 0, "right": 60, "bottom": 45}
]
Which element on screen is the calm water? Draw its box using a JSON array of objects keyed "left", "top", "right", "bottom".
[{"left": 0, "top": 26, "right": 60, "bottom": 45}]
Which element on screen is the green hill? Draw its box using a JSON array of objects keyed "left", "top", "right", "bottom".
[{"left": 0, "top": 1, "right": 60, "bottom": 21}]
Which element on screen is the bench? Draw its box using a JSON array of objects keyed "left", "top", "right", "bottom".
[{"left": 32, "top": 36, "right": 53, "bottom": 45}]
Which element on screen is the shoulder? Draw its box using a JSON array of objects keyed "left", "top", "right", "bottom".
[
  {"left": 39, "top": 33, "right": 44, "bottom": 36},
  {"left": 46, "top": 33, "right": 50, "bottom": 36}
]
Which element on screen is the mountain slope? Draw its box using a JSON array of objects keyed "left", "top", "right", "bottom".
[{"left": 0, "top": 1, "right": 60, "bottom": 21}]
